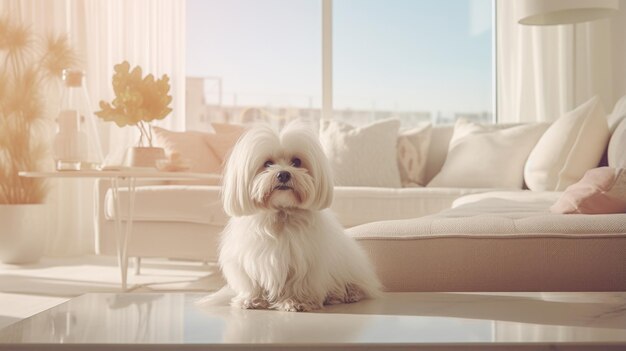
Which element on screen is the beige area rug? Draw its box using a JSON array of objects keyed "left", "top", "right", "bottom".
[{"left": 0, "top": 255, "right": 225, "bottom": 329}]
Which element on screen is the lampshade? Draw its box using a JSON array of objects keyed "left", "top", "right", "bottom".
[{"left": 518, "top": 0, "right": 619, "bottom": 25}]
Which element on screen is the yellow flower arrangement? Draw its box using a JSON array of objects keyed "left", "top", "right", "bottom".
[
  {"left": 0, "top": 18, "right": 77, "bottom": 204},
  {"left": 95, "top": 61, "right": 172, "bottom": 147}
]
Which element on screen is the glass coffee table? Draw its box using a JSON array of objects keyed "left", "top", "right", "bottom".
[{"left": 0, "top": 292, "right": 625, "bottom": 350}]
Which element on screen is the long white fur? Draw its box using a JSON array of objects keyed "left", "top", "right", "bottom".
[{"left": 205, "top": 120, "right": 381, "bottom": 312}]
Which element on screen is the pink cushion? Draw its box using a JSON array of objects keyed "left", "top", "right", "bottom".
[
  {"left": 153, "top": 124, "right": 246, "bottom": 185},
  {"left": 551, "top": 167, "right": 626, "bottom": 214},
  {"left": 211, "top": 122, "right": 246, "bottom": 135},
  {"left": 153, "top": 127, "right": 221, "bottom": 174},
  {"left": 207, "top": 123, "right": 246, "bottom": 163}
]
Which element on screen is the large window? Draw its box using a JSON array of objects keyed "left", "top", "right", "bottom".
[
  {"left": 186, "top": 0, "right": 321, "bottom": 130},
  {"left": 333, "top": 0, "right": 494, "bottom": 127},
  {"left": 186, "top": 0, "right": 494, "bottom": 129}
]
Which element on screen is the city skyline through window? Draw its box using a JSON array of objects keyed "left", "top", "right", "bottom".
[{"left": 186, "top": 0, "right": 494, "bottom": 128}]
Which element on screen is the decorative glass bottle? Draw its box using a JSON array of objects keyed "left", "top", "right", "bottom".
[
  {"left": 53, "top": 110, "right": 87, "bottom": 171},
  {"left": 53, "top": 69, "right": 104, "bottom": 170}
]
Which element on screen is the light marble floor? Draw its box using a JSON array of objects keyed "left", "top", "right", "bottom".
[{"left": 0, "top": 255, "right": 224, "bottom": 329}]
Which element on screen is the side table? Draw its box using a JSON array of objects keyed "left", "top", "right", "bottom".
[{"left": 19, "top": 170, "right": 220, "bottom": 291}]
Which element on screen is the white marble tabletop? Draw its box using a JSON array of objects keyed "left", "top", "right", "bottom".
[
  {"left": 0, "top": 292, "right": 625, "bottom": 350},
  {"left": 19, "top": 170, "right": 220, "bottom": 180}
]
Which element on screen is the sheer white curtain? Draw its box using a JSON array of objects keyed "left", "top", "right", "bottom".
[
  {"left": 82, "top": 0, "right": 186, "bottom": 153},
  {"left": 0, "top": 0, "right": 185, "bottom": 256},
  {"left": 496, "top": 1, "right": 614, "bottom": 123}
]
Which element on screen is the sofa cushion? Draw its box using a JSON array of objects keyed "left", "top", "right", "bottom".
[
  {"left": 104, "top": 185, "right": 496, "bottom": 229},
  {"left": 320, "top": 119, "right": 402, "bottom": 187},
  {"left": 608, "top": 116, "right": 626, "bottom": 169},
  {"left": 427, "top": 119, "right": 548, "bottom": 188},
  {"left": 353, "top": 194, "right": 626, "bottom": 240},
  {"left": 152, "top": 127, "right": 221, "bottom": 175},
  {"left": 349, "top": 195, "right": 626, "bottom": 291},
  {"left": 524, "top": 96, "right": 610, "bottom": 191},
  {"left": 551, "top": 167, "right": 626, "bottom": 214},
  {"left": 105, "top": 185, "right": 228, "bottom": 225},
  {"left": 423, "top": 125, "right": 454, "bottom": 184},
  {"left": 152, "top": 124, "right": 244, "bottom": 185},
  {"left": 451, "top": 190, "right": 561, "bottom": 208},
  {"left": 397, "top": 124, "right": 432, "bottom": 187},
  {"left": 204, "top": 122, "right": 247, "bottom": 163},
  {"left": 607, "top": 94, "right": 626, "bottom": 132},
  {"left": 331, "top": 186, "right": 500, "bottom": 228}
]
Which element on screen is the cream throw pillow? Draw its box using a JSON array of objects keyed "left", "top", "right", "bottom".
[
  {"left": 427, "top": 119, "right": 548, "bottom": 188},
  {"left": 607, "top": 95, "right": 626, "bottom": 132},
  {"left": 320, "top": 119, "right": 402, "bottom": 187},
  {"left": 608, "top": 117, "right": 626, "bottom": 169},
  {"left": 397, "top": 124, "right": 432, "bottom": 187},
  {"left": 524, "top": 96, "right": 610, "bottom": 191}
]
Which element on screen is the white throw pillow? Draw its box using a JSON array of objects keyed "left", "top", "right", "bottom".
[
  {"left": 524, "top": 96, "right": 610, "bottom": 191},
  {"left": 427, "top": 119, "right": 549, "bottom": 189},
  {"left": 608, "top": 117, "right": 626, "bottom": 169},
  {"left": 397, "top": 124, "right": 432, "bottom": 187},
  {"left": 319, "top": 119, "right": 402, "bottom": 187},
  {"left": 608, "top": 95, "right": 626, "bottom": 132}
]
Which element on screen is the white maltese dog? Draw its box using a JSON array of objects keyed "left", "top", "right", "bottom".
[{"left": 212, "top": 121, "right": 381, "bottom": 312}]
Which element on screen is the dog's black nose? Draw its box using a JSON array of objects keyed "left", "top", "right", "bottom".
[{"left": 277, "top": 171, "right": 291, "bottom": 183}]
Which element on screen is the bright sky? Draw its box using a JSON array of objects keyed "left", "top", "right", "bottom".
[{"left": 186, "top": 0, "right": 493, "bottom": 113}]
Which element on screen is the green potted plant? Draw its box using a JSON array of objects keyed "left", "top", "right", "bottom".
[
  {"left": 95, "top": 61, "right": 172, "bottom": 168},
  {"left": 0, "top": 19, "right": 77, "bottom": 263}
]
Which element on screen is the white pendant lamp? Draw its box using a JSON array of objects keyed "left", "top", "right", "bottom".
[{"left": 517, "top": 0, "right": 618, "bottom": 25}]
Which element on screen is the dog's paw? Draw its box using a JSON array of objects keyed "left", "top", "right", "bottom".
[
  {"left": 324, "top": 292, "right": 344, "bottom": 305},
  {"left": 344, "top": 283, "right": 366, "bottom": 303},
  {"left": 274, "top": 299, "right": 320, "bottom": 312},
  {"left": 325, "top": 284, "right": 366, "bottom": 305},
  {"left": 232, "top": 296, "right": 270, "bottom": 310}
]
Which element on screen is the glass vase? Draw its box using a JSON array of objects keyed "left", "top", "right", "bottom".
[{"left": 53, "top": 69, "right": 104, "bottom": 171}]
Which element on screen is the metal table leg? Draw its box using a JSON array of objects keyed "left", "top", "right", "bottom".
[{"left": 110, "top": 176, "right": 137, "bottom": 291}]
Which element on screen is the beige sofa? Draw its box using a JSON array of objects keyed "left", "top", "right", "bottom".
[
  {"left": 352, "top": 191, "right": 626, "bottom": 292},
  {"left": 351, "top": 107, "right": 626, "bottom": 292},
  {"left": 94, "top": 111, "right": 626, "bottom": 292},
  {"left": 95, "top": 124, "right": 500, "bottom": 262}
]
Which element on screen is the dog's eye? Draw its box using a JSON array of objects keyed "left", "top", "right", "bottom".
[
  {"left": 291, "top": 158, "right": 301, "bottom": 168},
  {"left": 263, "top": 160, "right": 274, "bottom": 168}
]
